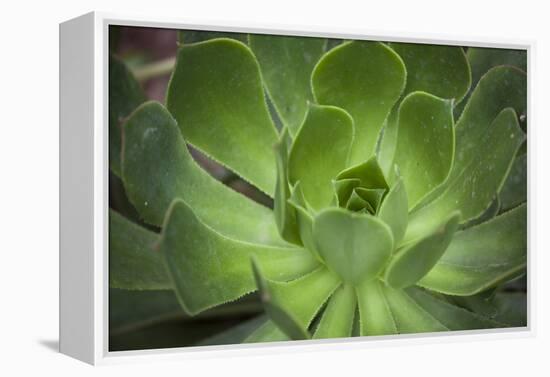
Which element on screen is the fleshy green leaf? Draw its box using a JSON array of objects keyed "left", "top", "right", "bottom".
[
  {"left": 274, "top": 128, "right": 301, "bottom": 244},
  {"left": 109, "top": 170, "right": 141, "bottom": 223},
  {"left": 109, "top": 55, "right": 146, "bottom": 176},
  {"left": 378, "top": 44, "right": 470, "bottom": 175},
  {"left": 333, "top": 178, "right": 361, "bottom": 207},
  {"left": 249, "top": 34, "right": 327, "bottom": 135},
  {"left": 461, "top": 195, "right": 500, "bottom": 229},
  {"left": 404, "top": 287, "right": 502, "bottom": 330},
  {"left": 312, "top": 41, "right": 406, "bottom": 164},
  {"left": 288, "top": 104, "right": 354, "bottom": 210},
  {"left": 391, "top": 92, "right": 455, "bottom": 209},
  {"left": 405, "top": 107, "right": 524, "bottom": 242},
  {"left": 418, "top": 203, "right": 527, "bottom": 295},
  {"left": 456, "top": 47, "right": 527, "bottom": 119},
  {"left": 313, "top": 208, "right": 394, "bottom": 285},
  {"left": 159, "top": 199, "right": 319, "bottom": 315},
  {"left": 377, "top": 175, "right": 408, "bottom": 246},
  {"left": 500, "top": 153, "right": 527, "bottom": 212},
  {"left": 288, "top": 182, "right": 321, "bottom": 261},
  {"left": 453, "top": 66, "right": 526, "bottom": 176},
  {"left": 355, "top": 187, "right": 386, "bottom": 213},
  {"left": 313, "top": 284, "right": 356, "bottom": 339},
  {"left": 449, "top": 290, "right": 498, "bottom": 319},
  {"left": 166, "top": 38, "right": 279, "bottom": 195},
  {"left": 381, "top": 284, "right": 448, "bottom": 333},
  {"left": 406, "top": 65, "right": 526, "bottom": 219},
  {"left": 418, "top": 66, "right": 526, "bottom": 223},
  {"left": 356, "top": 280, "right": 397, "bottom": 336},
  {"left": 385, "top": 211, "right": 461, "bottom": 289},
  {"left": 389, "top": 42, "right": 471, "bottom": 103},
  {"left": 253, "top": 262, "right": 341, "bottom": 338},
  {"left": 346, "top": 189, "right": 373, "bottom": 213},
  {"left": 122, "top": 101, "right": 284, "bottom": 245},
  {"left": 109, "top": 210, "right": 169, "bottom": 290},
  {"left": 336, "top": 156, "right": 388, "bottom": 190},
  {"left": 243, "top": 320, "right": 289, "bottom": 343}
]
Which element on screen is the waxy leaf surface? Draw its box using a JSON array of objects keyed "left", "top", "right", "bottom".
[
  {"left": 419, "top": 204, "right": 527, "bottom": 295},
  {"left": 313, "top": 284, "right": 356, "bottom": 339},
  {"left": 250, "top": 34, "right": 326, "bottom": 135},
  {"left": 378, "top": 43, "right": 469, "bottom": 174},
  {"left": 122, "top": 102, "right": 284, "bottom": 245},
  {"left": 356, "top": 280, "right": 397, "bottom": 336},
  {"left": 313, "top": 208, "right": 393, "bottom": 285},
  {"left": 377, "top": 176, "right": 408, "bottom": 246},
  {"left": 109, "top": 210, "right": 169, "bottom": 290},
  {"left": 166, "top": 38, "right": 279, "bottom": 195},
  {"left": 159, "top": 200, "right": 319, "bottom": 315},
  {"left": 253, "top": 262, "right": 341, "bottom": 338},
  {"left": 385, "top": 211, "right": 461, "bottom": 289},
  {"left": 405, "top": 106, "right": 524, "bottom": 242},
  {"left": 381, "top": 285, "right": 447, "bottom": 334},
  {"left": 312, "top": 41, "right": 406, "bottom": 164},
  {"left": 336, "top": 156, "right": 388, "bottom": 190},
  {"left": 288, "top": 182, "right": 321, "bottom": 261},
  {"left": 392, "top": 92, "right": 455, "bottom": 209},
  {"left": 288, "top": 105, "right": 354, "bottom": 210},
  {"left": 389, "top": 43, "right": 471, "bottom": 103}
]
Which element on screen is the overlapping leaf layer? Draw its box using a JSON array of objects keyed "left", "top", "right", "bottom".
[{"left": 109, "top": 34, "right": 527, "bottom": 347}]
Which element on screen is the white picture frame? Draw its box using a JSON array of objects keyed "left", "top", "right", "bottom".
[{"left": 59, "top": 11, "right": 533, "bottom": 365}]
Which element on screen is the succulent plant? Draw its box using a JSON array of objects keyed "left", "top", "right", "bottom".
[{"left": 109, "top": 32, "right": 527, "bottom": 349}]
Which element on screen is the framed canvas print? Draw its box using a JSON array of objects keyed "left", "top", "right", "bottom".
[{"left": 59, "top": 12, "right": 530, "bottom": 365}]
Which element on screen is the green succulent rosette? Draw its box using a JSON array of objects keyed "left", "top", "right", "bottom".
[{"left": 109, "top": 34, "right": 527, "bottom": 347}]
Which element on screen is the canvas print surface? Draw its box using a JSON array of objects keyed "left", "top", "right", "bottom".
[{"left": 108, "top": 25, "right": 527, "bottom": 351}]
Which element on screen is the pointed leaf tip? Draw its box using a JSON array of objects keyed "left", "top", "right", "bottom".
[
  {"left": 385, "top": 211, "right": 461, "bottom": 289},
  {"left": 419, "top": 203, "right": 527, "bottom": 295},
  {"left": 251, "top": 258, "right": 311, "bottom": 340}
]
